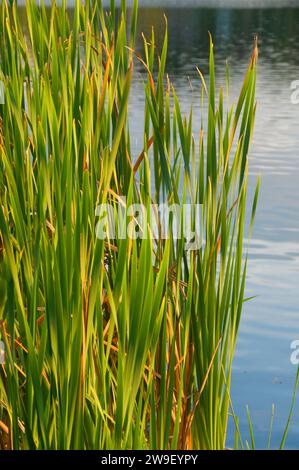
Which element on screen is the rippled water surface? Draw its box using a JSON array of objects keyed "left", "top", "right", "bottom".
[{"left": 130, "top": 6, "right": 299, "bottom": 449}]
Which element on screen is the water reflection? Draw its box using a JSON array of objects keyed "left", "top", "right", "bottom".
[{"left": 131, "top": 6, "right": 299, "bottom": 449}]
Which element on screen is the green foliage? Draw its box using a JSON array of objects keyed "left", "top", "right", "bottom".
[{"left": 0, "top": 0, "right": 259, "bottom": 449}]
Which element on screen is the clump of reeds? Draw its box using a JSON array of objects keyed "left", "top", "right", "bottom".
[{"left": 0, "top": 0, "right": 259, "bottom": 449}]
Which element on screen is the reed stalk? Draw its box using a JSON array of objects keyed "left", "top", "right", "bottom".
[{"left": 0, "top": 0, "right": 259, "bottom": 449}]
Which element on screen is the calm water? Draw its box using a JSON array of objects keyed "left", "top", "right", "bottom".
[
  {"left": 131, "top": 6, "right": 299, "bottom": 449},
  {"left": 19, "top": 2, "right": 299, "bottom": 448}
]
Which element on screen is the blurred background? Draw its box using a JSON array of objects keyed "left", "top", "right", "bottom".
[{"left": 116, "top": 0, "right": 299, "bottom": 449}]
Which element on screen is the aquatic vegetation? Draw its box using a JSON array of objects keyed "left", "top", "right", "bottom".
[{"left": 0, "top": 0, "right": 259, "bottom": 449}]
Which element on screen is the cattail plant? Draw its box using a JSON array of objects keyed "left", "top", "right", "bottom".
[{"left": 0, "top": 0, "right": 259, "bottom": 449}]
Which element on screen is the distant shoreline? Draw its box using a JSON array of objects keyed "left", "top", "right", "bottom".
[
  {"left": 15, "top": 0, "right": 299, "bottom": 9},
  {"left": 118, "top": 0, "right": 299, "bottom": 7}
]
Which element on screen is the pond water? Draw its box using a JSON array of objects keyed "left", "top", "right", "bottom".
[
  {"left": 18, "top": 1, "right": 299, "bottom": 448},
  {"left": 130, "top": 5, "right": 299, "bottom": 449}
]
